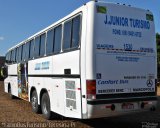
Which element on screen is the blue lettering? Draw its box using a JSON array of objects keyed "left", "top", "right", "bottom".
[
  {"left": 98, "top": 80, "right": 129, "bottom": 85},
  {"left": 119, "top": 80, "right": 128, "bottom": 84},
  {"left": 96, "top": 44, "right": 114, "bottom": 49},
  {"left": 130, "top": 18, "right": 150, "bottom": 29},
  {"left": 116, "top": 56, "right": 139, "bottom": 62},
  {"left": 113, "top": 29, "right": 121, "bottom": 35},
  {"left": 98, "top": 80, "right": 119, "bottom": 85},
  {"left": 104, "top": 15, "right": 128, "bottom": 27},
  {"left": 42, "top": 61, "right": 50, "bottom": 69},
  {"left": 35, "top": 61, "right": 50, "bottom": 70},
  {"left": 35, "top": 63, "right": 41, "bottom": 70},
  {"left": 105, "top": 15, "right": 150, "bottom": 30}
]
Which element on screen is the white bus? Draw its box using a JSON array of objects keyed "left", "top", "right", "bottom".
[{"left": 4, "top": 1, "right": 157, "bottom": 119}]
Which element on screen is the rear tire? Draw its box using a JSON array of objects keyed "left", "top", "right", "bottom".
[
  {"left": 41, "top": 92, "right": 52, "bottom": 120},
  {"left": 31, "top": 90, "right": 41, "bottom": 113},
  {"left": 8, "top": 86, "right": 15, "bottom": 99}
]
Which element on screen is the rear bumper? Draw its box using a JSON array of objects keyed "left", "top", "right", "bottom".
[
  {"left": 85, "top": 97, "right": 157, "bottom": 119},
  {"left": 87, "top": 96, "right": 157, "bottom": 105}
]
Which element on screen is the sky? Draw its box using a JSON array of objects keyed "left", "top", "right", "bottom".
[{"left": 0, "top": 0, "right": 159, "bottom": 56}]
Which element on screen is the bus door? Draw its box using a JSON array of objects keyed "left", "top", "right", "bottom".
[{"left": 17, "top": 63, "right": 29, "bottom": 100}]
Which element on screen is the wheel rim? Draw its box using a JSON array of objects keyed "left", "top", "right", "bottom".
[
  {"left": 43, "top": 101, "right": 48, "bottom": 115},
  {"left": 42, "top": 94, "right": 50, "bottom": 115},
  {"left": 32, "top": 97, "right": 37, "bottom": 108}
]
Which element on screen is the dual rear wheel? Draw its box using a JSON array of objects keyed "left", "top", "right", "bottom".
[{"left": 31, "top": 90, "right": 52, "bottom": 120}]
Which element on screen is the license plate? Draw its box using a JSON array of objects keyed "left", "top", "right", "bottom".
[{"left": 122, "top": 103, "right": 134, "bottom": 110}]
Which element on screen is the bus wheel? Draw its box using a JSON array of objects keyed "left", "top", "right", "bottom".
[
  {"left": 8, "top": 86, "right": 15, "bottom": 99},
  {"left": 31, "top": 90, "right": 41, "bottom": 113},
  {"left": 41, "top": 92, "right": 52, "bottom": 120}
]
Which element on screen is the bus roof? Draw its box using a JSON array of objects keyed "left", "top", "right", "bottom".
[{"left": 7, "top": 0, "right": 153, "bottom": 52}]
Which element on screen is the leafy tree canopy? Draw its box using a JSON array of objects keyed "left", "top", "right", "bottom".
[{"left": 156, "top": 33, "right": 160, "bottom": 43}]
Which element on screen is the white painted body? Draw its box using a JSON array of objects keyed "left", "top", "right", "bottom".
[{"left": 4, "top": 1, "right": 157, "bottom": 119}]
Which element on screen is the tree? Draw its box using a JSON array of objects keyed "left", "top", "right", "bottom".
[{"left": 156, "top": 33, "right": 160, "bottom": 41}]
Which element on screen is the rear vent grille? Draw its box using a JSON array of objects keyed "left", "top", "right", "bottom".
[
  {"left": 66, "top": 90, "right": 76, "bottom": 99},
  {"left": 66, "top": 99, "right": 76, "bottom": 109},
  {"left": 65, "top": 81, "right": 76, "bottom": 110},
  {"left": 66, "top": 81, "right": 75, "bottom": 89}
]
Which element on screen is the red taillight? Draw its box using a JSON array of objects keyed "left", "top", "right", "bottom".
[{"left": 86, "top": 80, "right": 96, "bottom": 99}]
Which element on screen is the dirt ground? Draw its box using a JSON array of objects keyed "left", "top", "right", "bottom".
[{"left": 0, "top": 81, "right": 160, "bottom": 128}]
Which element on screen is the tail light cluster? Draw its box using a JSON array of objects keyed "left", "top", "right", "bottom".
[{"left": 86, "top": 80, "right": 96, "bottom": 99}]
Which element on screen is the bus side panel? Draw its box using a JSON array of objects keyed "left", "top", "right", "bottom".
[
  {"left": 28, "top": 50, "right": 82, "bottom": 118},
  {"left": 28, "top": 56, "right": 53, "bottom": 104},
  {"left": 4, "top": 64, "right": 18, "bottom": 97},
  {"left": 51, "top": 51, "right": 82, "bottom": 118},
  {"left": 4, "top": 76, "right": 18, "bottom": 97},
  {"left": 28, "top": 77, "right": 35, "bottom": 102},
  {"left": 8, "top": 64, "right": 17, "bottom": 75},
  {"left": 50, "top": 78, "right": 64, "bottom": 115}
]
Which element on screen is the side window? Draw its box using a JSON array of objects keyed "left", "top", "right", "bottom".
[
  {"left": 16, "top": 48, "right": 19, "bottom": 63},
  {"left": 40, "top": 33, "right": 46, "bottom": 56},
  {"left": 54, "top": 25, "right": 62, "bottom": 53},
  {"left": 63, "top": 15, "right": 81, "bottom": 51},
  {"left": 25, "top": 42, "right": 30, "bottom": 61},
  {"left": 17, "top": 47, "right": 20, "bottom": 62},
  {"left": 29, "top": 40, "right": 34, "bottom": 59},
  {"left": 46, "top": 29, "right": 54, "bottom": 55},
  {"left": 63, "top": 20, "right": 72, "bottom": 50},
  {"left": 5, "top": 53, "right": 8, "bottom": 64},
  {"left": 10, "top": 50, "right": 13, "bottom": 63},
  {"left": 9, "top": 51, "right": 11, "bottom": 63},
  {"left": 72, "top": 15, "right": 81, "bottom": 48},
  {"left": 7, "top": 53, "right": 9, "bottom": 64},
  {"left": 20, "top": 46, "right": 23, "bottom": 62},
  {"left": 18, "top": 46, "right": 22, "bottom": 62},
  {"left": 34, "top": 36, "right": 40, "bottom": 58},
  {"left": 12, "top": 49, "right": 16, "bottom": 63},
  {"left": 15, "top": 48, "right": 17, "bottom": 63},
  {"left": 22, "top": 44, "right": 26, "bottom": 61}
]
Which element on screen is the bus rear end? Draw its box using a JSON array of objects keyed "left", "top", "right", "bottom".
[{"left": 85, "top": 1, "right": 157, "bottom": 118}]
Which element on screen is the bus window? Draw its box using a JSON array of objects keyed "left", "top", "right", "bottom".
[
  {"left": 12, "top": 49, "right": 16, "bottom": 63},
  {"left": 40, "top": 33, "right": 46, "bottom": 56},
  {"left": 18, "top": 46, "right": 22, "bottom": 62},
  {"left": 16, "top": 48, "right": 19, "bottom": 63},
  {"left": 22, "top": 44, "right": 26, "bottom": 61},
  {"left": 25, "top": 42, "right": 30, "bottom": 61},
  {"left": 8, "top": 51, "right": 12, "bottom": 63},
  {"left": 63, "top": 20, "right": 72, "bottom": 50},
  {"left": 10, "top": 50, "right": 13, "bottom": 63},
  {"left": 29, "top": 40, "right": 35, "bottom": 59},
  {"left": 14, "top": 48, "right": 17, "bottom": 63},
  {"left": 46, "top": 29, "right": 54, "bottom": 55},
  {"left": 5, "top": 53, "right": 8, "bottom": 64},
  {"left": 54, "top": 25, "right": 62, "bottom": 53},
  {"left": 72, "top": 15, "right": 81, "bottom": 48},
  {"left": 35, "top": 36, "right": 40, "bottom": 58},
  {"left": 63, "top": 15, "right": 81, "bottom": 51}
]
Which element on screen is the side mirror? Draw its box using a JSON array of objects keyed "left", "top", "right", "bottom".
[{"left": 0, "top": 66, "right": 8, "bottom": 79}]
